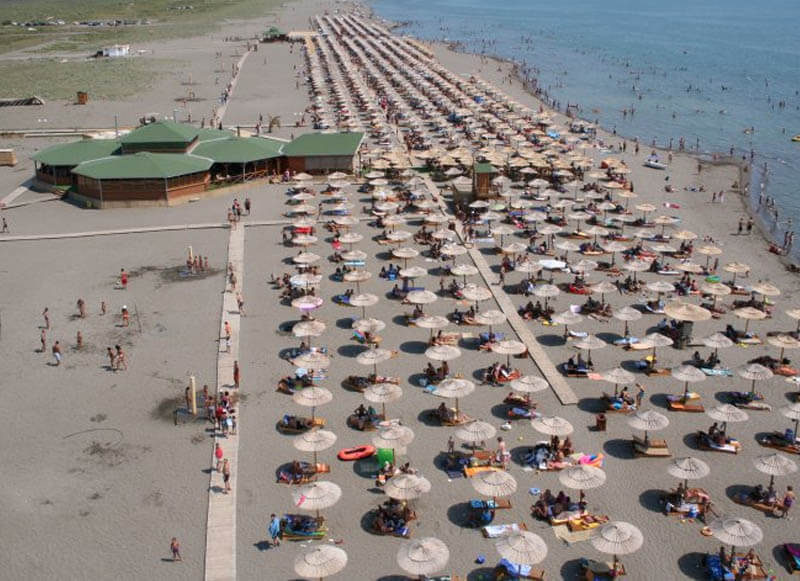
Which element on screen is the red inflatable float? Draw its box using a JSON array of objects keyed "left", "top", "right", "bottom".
[{"left": 337, "top": 445, "right": 376, "bottom": 461}]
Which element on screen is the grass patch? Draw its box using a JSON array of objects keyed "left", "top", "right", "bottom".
[{"left": 0, "top": 58, "right": 176, "bottom": 100}]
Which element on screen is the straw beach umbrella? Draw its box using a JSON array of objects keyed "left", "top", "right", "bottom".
[
  {"left": 600, "top": 367, "right": 635, "bottom": 394},
  {"left": 671, "top": 364, "right": 707, "bottom": 399},
  {"left": 349, "top": 293, "right": 379, "bottom": 318},
  {"left": 372, "top": 425, "right": 415, "bottom": 461},
  {"left": 532, "top": 416, "right": 573, "bottom": 436},
  {"left": 780, "top": 402, "right": 800, "bottom": 440},
  {"left": 292, "top": 481, "right": 342, "bottom": 520},
  {"left": 736, "top": 363, "right": 773, "bottom": 396},
  {"left": 397, "top": 538, "right": 450, "bottom": 577},
  {"left": 627, "top": 409, "right": 669, "bottom": 445},
  {"left": 455, "top": 420, "right": 497, "bottom": 452},
  {"left": 294, "top": 429, "right": 337, "bottom": 466},
  {"left": 613, "top": 306, "right": 642, "bottom": 338},
  {"left": 364, "top": 382, "right": 403, "bottom": 418},
  {"left": 495, "top": 531, "right": 548, "bottom": 566},
  {"left": 472, "top": 469, "right": 517, "bottom": 498},
  {"left": 768, "top": 334, "right": 800, "bottom": 361},
  {"left": 734, "top": 306, "right": 767, "bottom": 334},
  {"left": 353, "top": 318, "right": 386, "bottom": 335},
  {"left": 753, "top": 453, "right": 797, "bottom": 491},
  {"left": 511, "top": 375, "right": 549, "bottom": 394},
  {"left": 384, "top": 474, "right": 431, "bottom": 501},
  {"left": 293, "top": 386, "right": 333, "bottom": 421},
  {"left": 667, "top": 456, "right": 710, "bottom": 489},
  {"left": 433, "top": 377, "right": 474, "bottom": 418},
  {"left": 591, "top": 522, "right": 643, "bottom": 574},
  {"left": 710, "top": 516, "right": 762, "bottom": 563},
  {"left": 573, "top": 334, "right": 606, "bottom": 367},
  {"left": 492, "top": 340, "right": 527, "bottom": 367},
  {"left": 356, "top": 348, "right": 394, "bottom": 376},
  {"left": 293, "top": 351, "right": 331, "bottom": 370},
  {"left": 560, "top": 464, "right": 606, "bottom": 502},
  {"left": 295, "top": 545, "right": 348, "bottom": 581},
  {"left": 707, "top": 404, "right": 748, "bottom": 432}
]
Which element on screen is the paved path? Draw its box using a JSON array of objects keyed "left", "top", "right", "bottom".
[
  {"left": 424, "top": 178, "right": 578, "bottom": 405},
  {"left": 204, "top": 224, "right": 244, "bottom": 581},
  {"left": 0, "top": 185, "right": 33, "bottom": 208},
  {"left": 216, "top": 50, "right": 252, "bottom": 125}
]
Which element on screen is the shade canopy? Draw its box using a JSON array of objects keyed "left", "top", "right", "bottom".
[
  {"left": 736, "top": 363, "right": 774, "bottom": 382},
  {"left": 511, "top": 375, "right": 550, "bottom": 393},
  {"left": 671, "top": 365, "right": 707, "bottom": 384},
  {"left": 397, "top": 537, "right": 450, "bottom": 576},
  {"left": 294, "top": 429, "right": 337, "bottom": 453},
  {"left": 434, "top": 378, "right": 476, "bottom": 398},
  {"left": 353, "top": 318, "right": 386, "bottom": 334},
  {"left": 667, "top": 456, "right": 710, "bottom": 481},
  {"left": 384, "top": 474, "right": 432, "bottom": 500},
  {"left": 532, "top": 416, "right": 574, "bottom": 436},
  {"left": 406, "top": 290, "right": 439, "bottom": 305},
  {"left": 753, "top": 453, "right": 797, "bottom": 477},
  {"left": 425, "top": 345, "right": 462, "bottom": 362},
  {"left": 492, "top": 340, "right": 527, "bottom": 356},
  {"left": 573, "top": 335, "right": 606, "bottom": 351},
  {"left": 471, "top": 469, "right": 518, "bottom": 497},
  {"left": 591, "top": 522, "right": 644, "bottom": 556},
  {"left": 703, "top": 333, "right": 735, "bottom": 350},
  {"left": 627, "top": 410, "right": 669, "bottom": 432},
  {"left": 663, "top": 302, "right": 712, "bottom": 322},
  {"left": 372, "top": 425, "right": 415, "bottom": 449},
  {"left": 710, "top": 516, "right": 763, "bottom": 547},
  {"left": 295, "top": 545, "right": 348, "bottom": 579},
  {"left": 364, "top": 382, "right": 403, "bottom": 404},
  {"left": 495, "top": 531, "right": 548, "bottom": 566},
  {"left": 475, "top": 309, "right": 507, "bottom": 327},
  {"left": 292, "top": 351, "right": 331, "bottom": 369},
  {"left": 559, "top": 464, "right": 607, "bottom": 490},
  {"left": 293, "top": 320, "right": 326, "bottom": 338},
  {"left": 292, "top": 386, "right": 333, "bottom": 408},
  {"left": 614, "top": 306, "right": 643, "bottom": 322},
  {"left": 707, "top": 404, "right": 749, "bottom": 423},
  {"left": 415, "top": 315, "right": 451, "bottom": 330},
  {"left": 292, "top": 481, "right": 342, "bottom": 511},
  {"left": 349, "top": 293, "right": 379, "bottom": 308},
  {"left": 356, "top": 348, "right": 394, "bottom": 366},
  {"left": 600, "top": 367, "right": 635, "bottom": 385},
  {"left": 455, "top": 420, "right": 497, "bottom": 442}
]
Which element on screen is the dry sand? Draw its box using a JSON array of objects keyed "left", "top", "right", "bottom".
[{"left": 1, "top": 0, "right": 799, "bottom": 579}]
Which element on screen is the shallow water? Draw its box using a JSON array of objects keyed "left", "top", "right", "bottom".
[{"left": 370, "top": 0, "right": 800, "bottom": 250}]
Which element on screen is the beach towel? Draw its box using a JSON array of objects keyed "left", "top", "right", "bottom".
[
  {"left": 481, "top": 523, "right": 524, "bottom": 538},
  {"left": 497, "top": 558, "right": 533, "bottom": 578},
  {"left": 701, "top": 368, "right": 733, "bottom": 376}
]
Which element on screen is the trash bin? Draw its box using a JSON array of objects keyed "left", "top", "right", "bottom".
[{"left": 595, "top": 413, "right": 607, "bottom": 431}]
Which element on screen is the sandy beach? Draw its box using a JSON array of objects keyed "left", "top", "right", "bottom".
[{"left": 1, "top": 0, "right": 799, "bottom": 580}]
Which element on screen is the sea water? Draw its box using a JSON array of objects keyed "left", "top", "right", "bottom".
[{"left": 369, "top": 0, "right": 800, "bottom": 252}]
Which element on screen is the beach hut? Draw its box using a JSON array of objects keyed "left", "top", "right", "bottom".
[
  {"left": 32, "top": 139, "right": 121, "bottom": 186},
  {"left": 472, "top": 162, "right": 498, "bottom": 198},
  {"left": 70, "top": 152, "right": 213, "bottom": 208},
  {"left": 192, "top": 136, "right": 285, "bottom": 182},
  {"left": 282, "top": 132, "right": 364, "bottom": 174}
]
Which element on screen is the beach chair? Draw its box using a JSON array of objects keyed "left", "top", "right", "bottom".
[
  {"left": 632, "top": 434, "right": 671, "bottom": 457},
  {"left": 481, "top": 522, "right": 528, "bottom": 538}
]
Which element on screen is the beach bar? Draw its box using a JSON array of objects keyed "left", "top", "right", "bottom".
[{"left": 282, "top": 131, "right": 364, "bottom": 174}]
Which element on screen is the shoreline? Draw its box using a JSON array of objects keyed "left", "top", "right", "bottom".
[{"left": 366, "top": 5, "right": 800, "bottom": 269}]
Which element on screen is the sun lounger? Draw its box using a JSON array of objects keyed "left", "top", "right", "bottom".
[
  {"left": 494, "top": 558, "right": 545, "bottom": 580},
  {"left": 481, "top": 522, "right": 528, "bottom": 538},
  {"left": 632, "top": 435, "right": 671, "bottom": 457},
  {"left": 667, "top": 397, "right": 705, "bottom": 412},
  {"left": 470, "top": 498, "right": 512, "bottom": 510},
  {"left": 701, "top": 367, "right": 733, "bottom": 376},
  {"left": 784, "top": 543, "right": 800, "bottom": 574},
  {"left": 464, "top": 465, "right": 502, "bottom": 478}
]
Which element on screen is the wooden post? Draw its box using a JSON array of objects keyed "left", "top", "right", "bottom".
[{"left": 189, "top": 376, "right": 197, "bottom": 416}]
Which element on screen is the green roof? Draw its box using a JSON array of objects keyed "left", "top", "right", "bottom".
[
  {"left": 474, "top": 163, "right": 497, "bottom": 174},
  {"left": 32, "top": 139, "right": 120, "bottom": 166},
  {"left": 72, "top": 152, "right": 213, "bottom": 180},
  {"left": 192, "top": 137, "right": 284, "bottom": 164},
  {"left": 195, "top": 128, "right": 235, "bottom": 143},
  {"left": 121, "top": 121, "right": 199, "bottom": 146},
  {"left": 283, "top": 132, "right": 363, "bottom": 157}
]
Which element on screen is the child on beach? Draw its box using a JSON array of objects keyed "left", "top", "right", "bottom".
[{"left": 170, "top": 538, "right": 182, "bottom": 562}]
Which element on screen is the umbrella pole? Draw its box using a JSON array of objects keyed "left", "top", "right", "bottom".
[
  {"left": 563, "top": 324, "right": 569, "bottom": 340},
  {"left": 587, "top": 348, "right": 593, "bottom": 368},
  {"left": 683, "top": 381, "right": 689, "bottom": 399},
  {"left": 381, "top": 402, "right": 386, "bottom": 418},
  {"left": 313, "top": 450, "right": 318, "bottom": 466},
  {"left": 750, "top": 378, "right": 756, "bottom": 396},
  {"left": 624, "top": 321, "right": 630, "bottom": 338}
]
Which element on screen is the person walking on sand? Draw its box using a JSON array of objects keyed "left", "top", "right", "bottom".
[
  {"left": 119, "top": 268, "right": 128, "bottom": 289},
  {"left": 244, "top": 197, "right": 251, "bottom": 215},
  {"left": 236, "top": 293, "right": 245, "bottom": 316},
  {"left": 42, "top": 307, "right": 50, "bottom": 330},
  {"left": 40, "top": 329, "right": 46, "bottom": 353},
  {"left": 222, "top": 458, "right": 231, "bottom": 493},
  {"left": 1, "top": 216, "right": 8, "bottom": 233},
  {"left": 747, "top": 218, "right": 754, "bottom": 235},
  {"left": 100, "top": 300, "right": 107, "bottom": 316},
  {"left": 268, "top": 514, "right": 281, "bottom": 547},
  {"left": 77, "top": 298, "right": 86, "bottom": 318},
  {"left": 115, "top": 345, "right": 128, "bottom": 371},
  {"left": 233, "top": 360, "right": 240, "bottom": 388},
  {"left": 224, "top": 320, "right": 232, "bottom": 344},
  {"left": 635, "top": 383, "right": 645, "bottom": 407},
  {"left": 170, "top": 537, "right": 182, "bottom": 562},
  {"left": 52, "top": 341, "right": 62, "bottom": 366},
  {"left": 121, "top": 306, "right": 130, "bottom": 328},
  {"left": 76, "top": 331, "right": 83, "bottom": 350},
  {"left": 214, "top": 442, "right": 224, "bottom": 472},
  {"left": 738, "top": 218, "right": 743, "bottom": 234},
  {"left": 107, "top": 347, "right": 117, "bottom": 371}
]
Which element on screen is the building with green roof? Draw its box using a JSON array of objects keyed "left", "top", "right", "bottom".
[
  {"left": 29, "top": 124, "right": 362, "bottom": 208},
  {"left": 71, "top": 153, "right": 213, "bottom": 207},
  {"left": 32, "top": 139, "right": 121, "bottom": 185},
  {"left": 283, "top": 132, "right": 364, "bottom": 173},
  {"left": 120, "top": 120, "right": 201, "bottom": 153}
]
